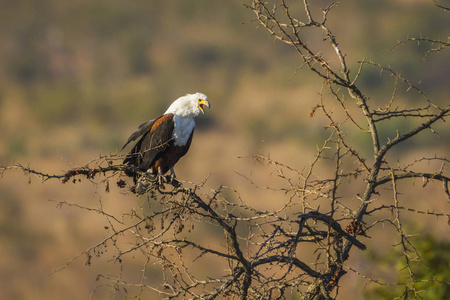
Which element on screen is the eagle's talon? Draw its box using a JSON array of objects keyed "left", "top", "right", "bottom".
[
  {"left": 170, "top": 178, "right": 182, "bottom": 188},
  {"left": 165, "top": 172, "right": 182, "bottom": 188}
]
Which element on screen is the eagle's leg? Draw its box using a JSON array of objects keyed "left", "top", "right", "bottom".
[
  {"left": 168, "top": 168, "right": 176, "bottom": 182},
  {"left": 156, "top": 168, "right": 166, "bottom": 186},
  {"left": 168, "top": 168, "right": 182, "bottom": 188},
  {"left": 150, "top": 167, "right": 181, "bottom": 188}
]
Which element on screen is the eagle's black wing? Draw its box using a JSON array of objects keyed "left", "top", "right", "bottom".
[
  {"left": 123, "top": 114, "right": 175, "bottom": 172},
  {"left": 121, "top": 119, "right": 156, "bottom": 150}
]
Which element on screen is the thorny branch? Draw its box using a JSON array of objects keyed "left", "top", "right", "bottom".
[
  {"left": 394, "top": 36, "right": 450, "bottom": 58},
  {"left": 246, "top": 0, "right": 449, "bottom": 299},
  {"left": 1, "top": 159, "right": 368, "bottom": 298}
]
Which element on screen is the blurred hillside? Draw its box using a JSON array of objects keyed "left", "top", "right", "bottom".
[{"left": 0, "top": 0, "right": 449, "bottom": 299}]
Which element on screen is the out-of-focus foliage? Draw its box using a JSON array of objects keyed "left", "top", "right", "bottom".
[
  {"left": 0, "top": 0, "right": 291, "bottom": 127},
  {"left": 0, "top": 0, "right": 448, "bottom": 135},
  {"left": 365, "top": 231, "right": 450, "bottom": 299}
]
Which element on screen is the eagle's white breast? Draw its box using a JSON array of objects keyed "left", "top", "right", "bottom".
[{"left": 172, "top": 115, "right": 195, "bottom": 146}]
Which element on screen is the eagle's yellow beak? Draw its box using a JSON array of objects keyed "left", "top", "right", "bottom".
[{"left": 198, "top": 99, "right": 210, "bottom": 114}]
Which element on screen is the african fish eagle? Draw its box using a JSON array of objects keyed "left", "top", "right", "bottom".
[{"left": 122, "top": 92, "right": 210, "bottom": 182}]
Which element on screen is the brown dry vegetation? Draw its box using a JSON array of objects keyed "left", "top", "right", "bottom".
[{"left": 0, "top": 0, "right": 449, "bottom": 299}]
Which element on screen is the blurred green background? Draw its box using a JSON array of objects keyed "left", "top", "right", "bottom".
[{"left": 0, "top": 0, "right": 449, "bottom": 299}]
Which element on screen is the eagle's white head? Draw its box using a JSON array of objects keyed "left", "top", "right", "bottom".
[{"left": 165, "top": 92, "right": 210, "bottom": 117}]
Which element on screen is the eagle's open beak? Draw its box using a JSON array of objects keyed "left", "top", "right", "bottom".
[{"left": 198, "top": 99, "right": 210, "bottom": 114}]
